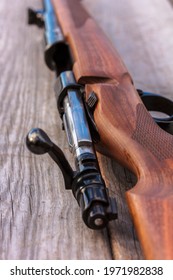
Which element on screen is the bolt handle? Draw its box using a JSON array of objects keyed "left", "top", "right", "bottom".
[
  {"left": 26, "top": 128, "right": 74, "bottom": 189},
  {"left": 26, "top": 128, "right": 118, "bottom": 229}
]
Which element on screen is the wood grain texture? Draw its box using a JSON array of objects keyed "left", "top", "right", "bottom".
[
  {"left": 1, "top": 0, "right": 173, "bottom": 260},
  {"left": 85, "top": 82, "right": 173, "bottom": 259},
  {"left": 53, "top": 0, "right": 128, "bottom": 83}
]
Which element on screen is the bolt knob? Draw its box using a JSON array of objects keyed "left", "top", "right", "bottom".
[
  {"left": 27, "top": 8, "right": 44, "bottom": 28},
  {"left": 26, "top": 128, "right": 53, "bottom": 155}
]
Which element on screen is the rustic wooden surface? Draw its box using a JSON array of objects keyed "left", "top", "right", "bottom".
[{"left": 0, "top": 0, "right": 173, "bottom": 259}]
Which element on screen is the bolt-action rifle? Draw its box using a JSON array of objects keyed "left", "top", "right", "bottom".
[{"left": 26, "top": 0, "right": 173, "bottom": 259}]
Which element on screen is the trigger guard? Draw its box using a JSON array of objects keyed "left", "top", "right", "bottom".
[{"left": 138, "top": 90, "right": 173, "bottom": 135}]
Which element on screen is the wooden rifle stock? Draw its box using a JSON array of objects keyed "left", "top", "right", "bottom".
[{"left": 52, "top": 0, "right": 173, "bottom": 259}]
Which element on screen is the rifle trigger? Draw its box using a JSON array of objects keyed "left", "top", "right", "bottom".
[{"left": 85, "top": 92, "right": 100, "bottom": 144}]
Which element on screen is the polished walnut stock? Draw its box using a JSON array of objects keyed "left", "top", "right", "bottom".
[{"left": 52, "top": 0, "right": 173, "bottom": 259}]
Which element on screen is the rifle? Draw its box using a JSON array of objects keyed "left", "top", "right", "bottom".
[{"left": 26, "top": 0, "right": 173, "bottom": 259}]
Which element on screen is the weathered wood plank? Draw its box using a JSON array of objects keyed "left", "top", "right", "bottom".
[{"left": 0, "top": 0, "right": 173, "bottom": 260}]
